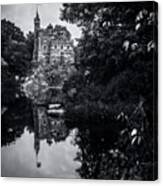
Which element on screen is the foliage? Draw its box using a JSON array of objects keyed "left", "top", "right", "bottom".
[
  {"left": 26, "top": 31, "right": 34, "bottom": 63},
  {"left": 61, "top": 2, "right": 157, "bottom": 180},
  {"left": 1, "top": 59, "right": 18, "bottom": 105},
  {"left": 1, "top": 19, "right": 33, "bottom": 78},
  {"left": 1, "top": 19, "right": 34, "bottom": 106}
]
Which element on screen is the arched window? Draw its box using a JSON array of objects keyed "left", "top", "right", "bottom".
[
  {"left": 43, "top": 45, "right": 47, "bottom": 51},
  {"left": 61, "top": 45, "right": 63, "bottom": 49},
  {"left": 67, "top": 45, "right": 70, "bottom": 49}
]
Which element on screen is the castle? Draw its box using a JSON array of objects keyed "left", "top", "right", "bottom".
[{"left": 32, "top": 10, "right": 74, "bottom": 64}]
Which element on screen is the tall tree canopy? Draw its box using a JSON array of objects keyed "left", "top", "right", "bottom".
[
  {"left": 1, "top": 19, "right": 34, "bottom": 105},
  {"left": 61, "top": 2, "right": 157, "bottom": 180},
  {"left": 1, "top": 19, "right": 33, "bottom": 78}
]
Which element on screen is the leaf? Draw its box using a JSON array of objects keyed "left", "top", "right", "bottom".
[
  {"left": 131, "top": 136, "right": 137, "bottom": 145},
  {"left": 131, "top": 128, "right": 137, "bottom": 136}
]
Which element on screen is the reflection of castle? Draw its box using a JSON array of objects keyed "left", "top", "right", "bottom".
[
  {"left": 33, "top": 9, "right": 74, "bottom": 64},
  {"left": 33, "top": 105, "right": 69, "bottom": 168}
]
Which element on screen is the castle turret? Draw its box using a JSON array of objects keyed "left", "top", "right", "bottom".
[
  {"left": 34, "top": 9, "right": 40, "bottom": 32},
  {"left": 33, "top": 9, "right": 40, "bottom": 62}
]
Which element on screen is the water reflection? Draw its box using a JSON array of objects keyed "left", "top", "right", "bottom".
[
  {"left": 33, "top": 105, "right": 69, "bottom": 168},
  {"left": 1, "top": 97, "right": 34, "bottom": 146},
  {"left": 66, "top": 120, "right": 120, "bottom": 179},
  {"left": 2, "top": 127, "right": 80, "bottom": 178},
  {"left": 2, "top": 90, "right": 120, "bottom": 179},
  {"left": 1, "top": 95, "right": 81, "bottom": 178}
]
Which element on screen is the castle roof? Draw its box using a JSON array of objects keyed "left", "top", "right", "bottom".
[{"left": 34, "top": 9, "right": 40, "bottom": 21}]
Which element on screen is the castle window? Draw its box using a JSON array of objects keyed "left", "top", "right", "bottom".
[
  {"left": 61, "top": 45, "right": 63, "bottom": 49},
  {"left": 43, "top": 45, "right": 47, "bottom": 51},
  {"left": 54, "top": 45, "right": 57, "bottom": 49},
  {"left": 67, "top": 45, "right": 70, "bottom": 49}
]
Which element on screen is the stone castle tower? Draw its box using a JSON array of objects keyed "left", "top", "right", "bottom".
[{"left": 32, "top": 10, "right": 74, "bottom": 64}]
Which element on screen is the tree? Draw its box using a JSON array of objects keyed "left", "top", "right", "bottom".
[
  {"left": 61, "top": 2, "right": 157, "bottom": 180},
  {"left": 26, "top": 31, "right": 34, "bottom": 61},
  {"left": 1, "top": 19, "right": 34, "bottom": 106},
  {"left": 1, "top": 19, "right": 33, "bottom": 78}
]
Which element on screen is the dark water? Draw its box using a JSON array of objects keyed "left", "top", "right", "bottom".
[
  {"left": 1, "top": 92, "right": 118, "bottom": 179},
  {"left": 1, "top": 96, "right": 81, "bottom": 178}
]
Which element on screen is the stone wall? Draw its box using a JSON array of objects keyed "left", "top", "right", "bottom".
[{"left": 36, "top": 25, "right": 74, "bottom": 65}]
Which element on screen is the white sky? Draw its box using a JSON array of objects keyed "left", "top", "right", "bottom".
[{"left": 1, "top": 3, "right": 82, "bottom": 41}]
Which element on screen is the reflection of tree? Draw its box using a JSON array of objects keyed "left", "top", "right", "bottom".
[
  {"left": 1, "top": 97, "right": 34, "bottom": 146},
  {"left": 64, "top": 117, "right": 122, "bottom": 179},
  {"left": 67, "top": 102, "right": 156, "bottom": 180},
  {"left": 72, "top": 125, "right": 118, "bottom": 179}
]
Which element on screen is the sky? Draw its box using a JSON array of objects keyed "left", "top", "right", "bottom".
[{"left": 1, "top": 3, "right": 82, "bottom": 41}]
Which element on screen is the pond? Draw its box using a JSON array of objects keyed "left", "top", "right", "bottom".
[
  {"left": 1, "top": 89, "right": 119, "bottom": 179},
  {"left": 1, "top": 127, "right": 80, "bottom": 178},
  {"left": 1, "top": 96, "right": 81, "bottom": 178}
]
